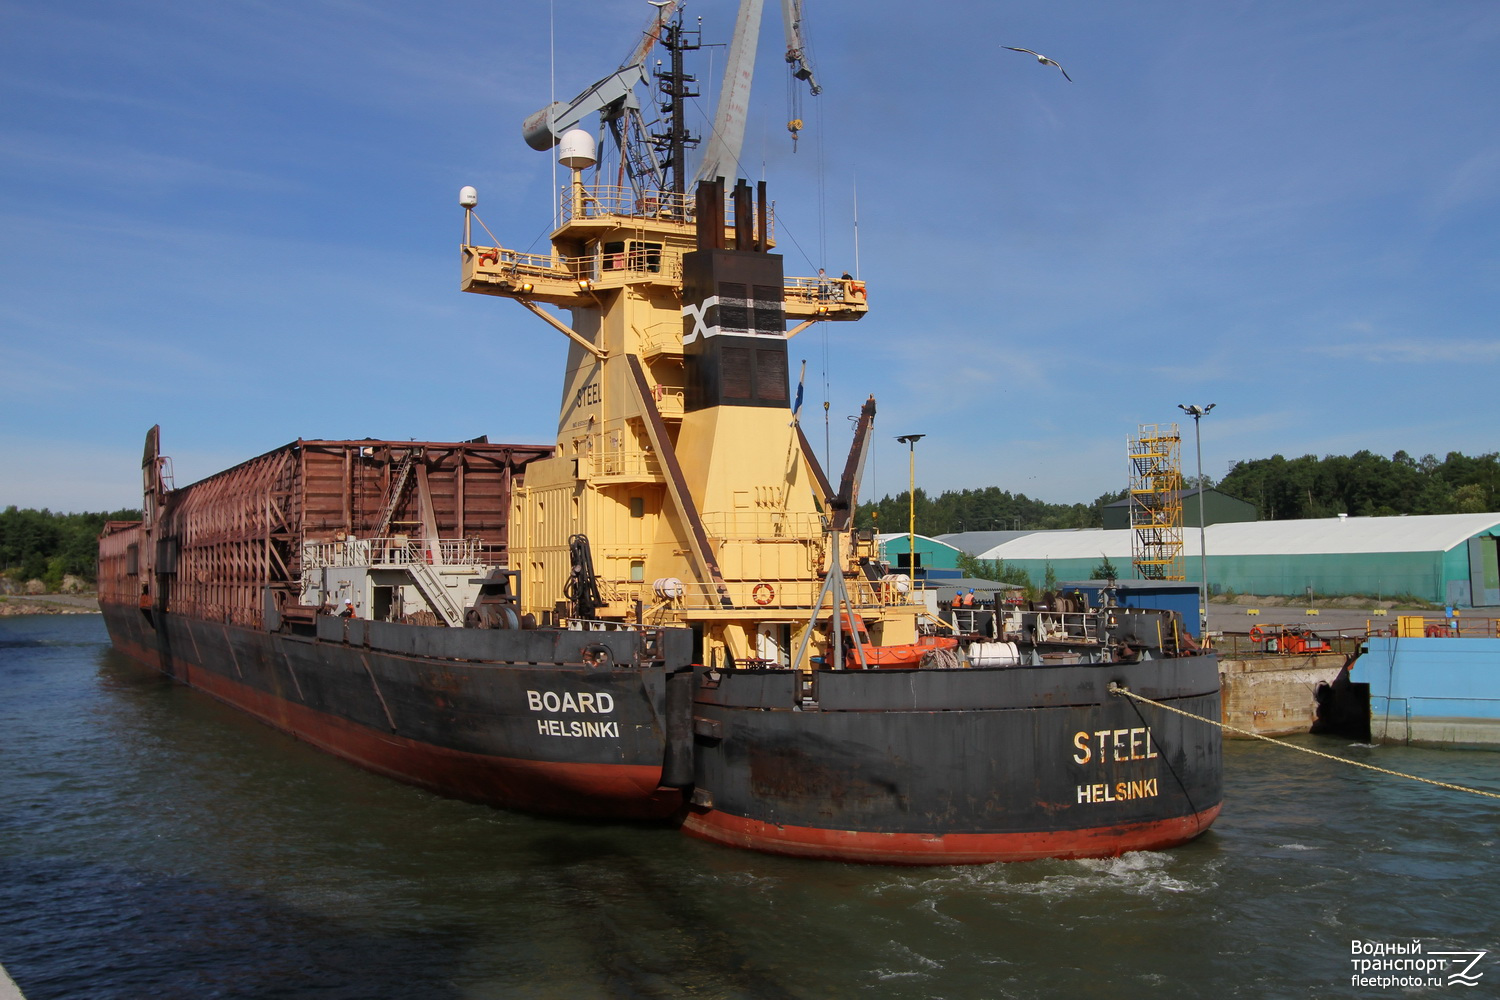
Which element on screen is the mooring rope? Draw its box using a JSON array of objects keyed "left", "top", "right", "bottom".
[{"left": 1108, "top": 684, "right": 1500, "bottom": 801}]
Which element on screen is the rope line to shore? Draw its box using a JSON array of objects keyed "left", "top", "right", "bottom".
[{"left": 1108, "top": 684, "right": 1500, "bottom": 801}]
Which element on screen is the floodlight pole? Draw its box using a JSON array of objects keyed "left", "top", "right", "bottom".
[
  {"left": 1178, "top": 404, "right": 1215, "bottom": 629},
  {"left": 896, "top": 435, "right": 925, "bottom": 583}
]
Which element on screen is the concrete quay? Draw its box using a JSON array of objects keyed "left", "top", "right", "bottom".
[{"left": 1217, "top": 652, "right": 1347, "bottom": 737}]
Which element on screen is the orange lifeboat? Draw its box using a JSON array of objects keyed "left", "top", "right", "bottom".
[{"left": 823, "top": 611, "right": 960, "bottom": 669}]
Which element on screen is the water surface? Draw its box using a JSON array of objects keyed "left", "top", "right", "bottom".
[{"left": 1, "top": 614, "right": 1495, "bottom": 998}]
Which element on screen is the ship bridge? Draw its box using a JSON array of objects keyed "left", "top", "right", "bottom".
[{"left": 460, "top": 182, "right": 868, "bottom": 321}]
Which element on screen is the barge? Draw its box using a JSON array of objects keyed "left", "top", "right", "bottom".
[{"left": 1318, "top": 614, "right": 1500, "bottom": 748}]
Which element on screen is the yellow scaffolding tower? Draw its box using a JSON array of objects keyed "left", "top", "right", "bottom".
[{"left": 1128, "top": 423, "right": 1185, "bottom": 581}]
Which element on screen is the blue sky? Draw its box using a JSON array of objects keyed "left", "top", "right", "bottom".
[{"left": 3, "top": 0, "right": 1498, "bottom": 513}]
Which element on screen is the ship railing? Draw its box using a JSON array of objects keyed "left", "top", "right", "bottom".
[
  {"left": 637, "top": 325, "right": 685, "bottom": 359},
  {"left": 467, "top": 243, "right": 684, "bottom": 290},
  {"left": 1206, "top": 616, "right": 1500, "bottom": 656},
  {"left": 999, "top": 608, "right": 1102, "bottom": 645},
  {"left": 568, "top": 617, "right": 658, "bottom": 633},
  {"left": 1211, "top": 632, "right": 1366, "bottom": 658},
  {"left": 698, "top": 510, "right": 826, "bottom": 541},
  {"left": 1373, "top": 614, "right": 1500, "bottom": 639},
  {"left": 558, "top": 184, "right": 773, "bottom": 240},
  {"left": 588, "top": 447, "right": 663, "bottom": 478},
  {"left": 302, "top": 537, "right": 494, "bottom": 570},
  {"left": 467, "top": 246, "right": 570, "bottom": 280},
  {"left": 635, "top": 576, "right": 914, "bottom": 613},
  {"left": 588, "top": 248, "right": 684, "bottom": 284}
]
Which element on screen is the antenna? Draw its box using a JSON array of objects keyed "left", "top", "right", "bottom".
[{"left": 852, "top": 175, "right": 861, "bottom": 279}]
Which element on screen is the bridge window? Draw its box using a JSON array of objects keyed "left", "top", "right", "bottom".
[
  {"left": 601, "top": 241, "right": 662, "bottom": 273},
  {"left": 628, "top": 241, "right": 662, "bottom": 273}
]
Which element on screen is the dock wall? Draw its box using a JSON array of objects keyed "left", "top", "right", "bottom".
[{"left": 1218, "top": 652, "right": 1347, "bottom": 737}]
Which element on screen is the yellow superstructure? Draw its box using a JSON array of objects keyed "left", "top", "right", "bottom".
[{"left": 461, "top": 169, "right": 913, "bottom": 670}]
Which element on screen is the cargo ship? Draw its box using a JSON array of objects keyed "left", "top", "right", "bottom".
[{"left": 99, "top": 1, "right": 1222, "bottom": 863}]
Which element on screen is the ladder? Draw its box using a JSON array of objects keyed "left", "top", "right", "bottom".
[
  {"left": 407, "top": 557, "right": 465, "bottom": 627},
  {"left": 372, "top": 450, "right": 420, "bottom": 539}
]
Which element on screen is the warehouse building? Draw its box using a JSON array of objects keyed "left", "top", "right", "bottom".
[
  {"left": 874, "top": 532, "right": 965, "bottom": 581},
  {"left": 1100, "top": 487, "right": 1257, "bottom": 530},
  {"left": 960, "top": 513, "right": 1500, "bottom": 606}
]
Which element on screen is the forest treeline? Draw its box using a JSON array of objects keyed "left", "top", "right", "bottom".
[
  {"left": 1215, "top": 450, "right": 1496, "bottom": 520},
  {"left": 1, "top": 506, "right": 141, "bottom": 587},
  {"left": 855, "top": 450, "right": 1500, "bottom": 537}
]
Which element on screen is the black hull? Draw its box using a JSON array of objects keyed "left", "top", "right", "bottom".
[
  {"left": 101, "top": 601, "right": 1223, "bottom": 864},
  {"left": 100, "top": 601, "right": 692, "bottom": 819},
  {"left": 685, "top": 656, "right": 1223, "bottom": 863}
]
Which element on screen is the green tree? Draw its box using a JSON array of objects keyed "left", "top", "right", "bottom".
[
  {"left": 956, "top": 551, "right": 1034, "bottom": 594},
  {"left": 0, "top": 506, "right": 142, "bottom": 586},
  {"left": 1091, "top": 554, "right": 1120, "bottom": 581}
]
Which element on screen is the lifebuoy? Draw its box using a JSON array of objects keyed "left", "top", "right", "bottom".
[
  {"left": 752, "top": 583, "right": 775, "bottom": 606},
  {"left": 1249, "top": 624, "right": 1267, "bottom": 642},
  {"left": 478, "top": 250, "right": 498, "bottom": 266}
]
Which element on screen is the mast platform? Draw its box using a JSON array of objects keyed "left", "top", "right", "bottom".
[{"left": 459, "top": 182, "right": 867, "bottom": 320}]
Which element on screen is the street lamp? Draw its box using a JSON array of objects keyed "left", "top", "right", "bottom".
[
  {"left": 1177, "top": 403, "right": 1215, "bottom": 629},
  {"left": 895, "top": 434, "right": 925, "bottom": 582}
]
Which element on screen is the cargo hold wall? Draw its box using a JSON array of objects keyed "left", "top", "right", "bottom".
[{"left": 149, "top": 438, "right": 551, "bottom": 628}]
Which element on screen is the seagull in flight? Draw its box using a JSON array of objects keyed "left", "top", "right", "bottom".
[{"left": 1003, "top": 46, "right": 1072, "bottom": 82}]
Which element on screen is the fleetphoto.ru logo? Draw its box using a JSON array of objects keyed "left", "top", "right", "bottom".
[{"left": 1349, "top": 939, "right": 1489, "bottom": 989}]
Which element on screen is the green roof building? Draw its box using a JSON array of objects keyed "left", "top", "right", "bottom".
[
  {"left": 969, "top": 513, "right": 1500, "bottom": 606},
  {"left": 1101, "top": 487, "right": 1258, "bottom": 530}
]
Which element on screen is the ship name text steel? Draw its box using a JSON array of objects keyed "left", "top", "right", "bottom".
[{"left": 1072, "top": 727, "right": 1158, "bottom": 764}]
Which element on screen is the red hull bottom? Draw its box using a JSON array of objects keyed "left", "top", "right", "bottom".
[
  {"left": 109, "top": 631, "right": 682, "bottom": 821},
  {"left": 680, "top": 804, "right": 1223, "bottom": 865}
]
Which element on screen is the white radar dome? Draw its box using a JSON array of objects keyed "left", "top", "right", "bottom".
[
  {"left": 558, "top": 129, "right": 597, "bottom": 170},
  {"left": 459, "top": 186, "right": 478, "bottom": 208}
]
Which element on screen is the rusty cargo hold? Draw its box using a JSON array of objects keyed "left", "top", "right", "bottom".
[{"left": 99, "top": 427, "right": 697, "bottom": 820}]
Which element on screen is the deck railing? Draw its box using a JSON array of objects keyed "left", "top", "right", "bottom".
[
  {"left": 698, "top": 510, "right": 826, "bottom": 541},
  {"left": 302, "top": 537, "right": 491, "bottom": 570},
  {"left": 556, "top": 184, "right": 773, "bottom": 240},
  {"left": 633, "top": 576, "right": 914, "bottom": 615},
  {"left": 785, "top": 275, "right": 867, "bottom": 306}
]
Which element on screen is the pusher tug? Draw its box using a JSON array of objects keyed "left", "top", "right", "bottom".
[{"left": 100, "top": 1, "right": 1221, "bottom": 863}]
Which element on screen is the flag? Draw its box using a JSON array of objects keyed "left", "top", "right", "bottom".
[{"left": 791, "top": 360, "right": 806, "bottom": 421}]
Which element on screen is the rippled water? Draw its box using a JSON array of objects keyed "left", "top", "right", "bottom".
[{"left": 2, "top": 614, "right": 1496, "bottom": 999}]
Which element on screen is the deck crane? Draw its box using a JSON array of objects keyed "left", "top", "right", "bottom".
[
  {"left": 523, "top": 0, "right": 823, "bottom": 195},
  {"left": 697, "top": 0, "right": 822, "bottom": 182},
  {"left": 779, "top": 0, "right": 821, "bottom": 151},
  {"left": 521, "top": 2, "right": 685, "bottom": 197}
]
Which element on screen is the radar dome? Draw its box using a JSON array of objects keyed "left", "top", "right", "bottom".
[
  {"left": 459, "top": 186, "right": 478, "bottom": 208},
  {"left": 558, "top": 129, "right": 597, "bottom": 170}
]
